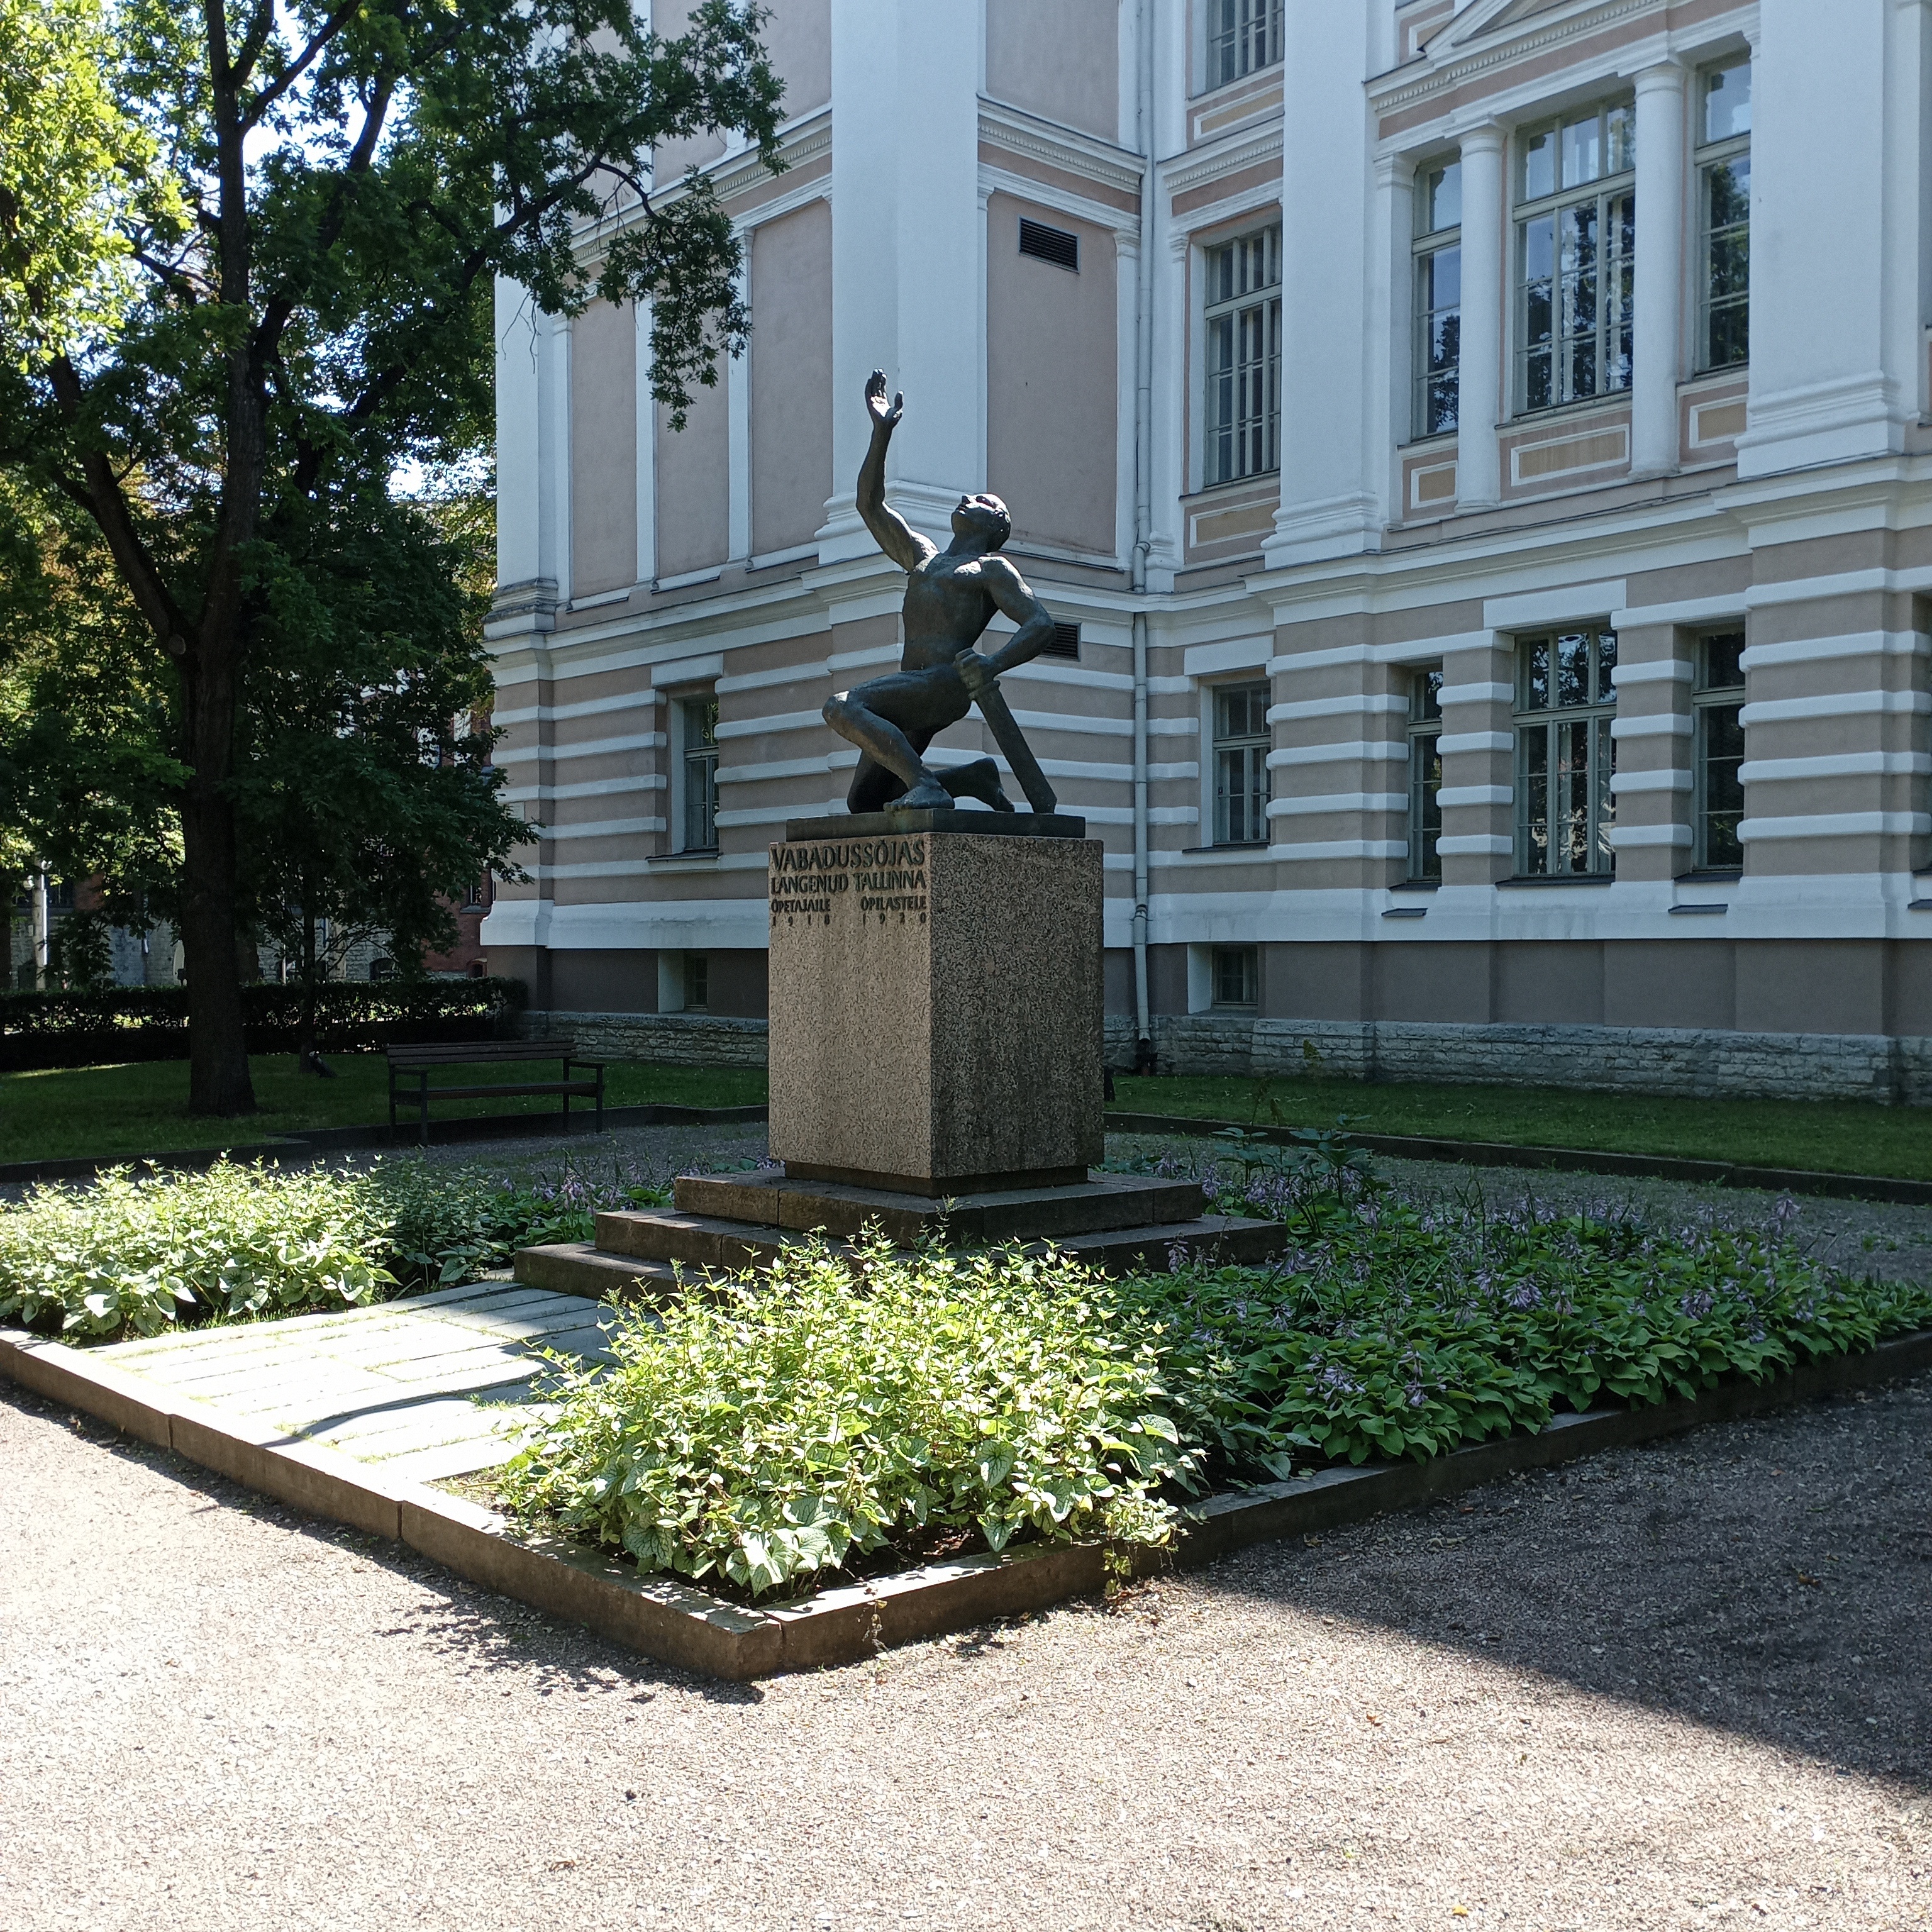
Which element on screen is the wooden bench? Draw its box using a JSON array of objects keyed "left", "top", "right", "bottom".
[{"left": 385, "top": 1040, "right": 606, "bottom": 1144}]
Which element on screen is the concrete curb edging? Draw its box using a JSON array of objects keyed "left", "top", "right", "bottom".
[
  {"left": 4, "top": 1323, "right": 1928, "bottom": 1681},
  {"left": 1105, "top": 1111, "right": 1932, "bottom": 1207}
]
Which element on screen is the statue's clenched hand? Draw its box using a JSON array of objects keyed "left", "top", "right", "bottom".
[
  {"left": 864, "top": 369, "right": 904, "bottom": 430},
  {"left": 953, "top": 652, "right": 994, "bottom": 699}
]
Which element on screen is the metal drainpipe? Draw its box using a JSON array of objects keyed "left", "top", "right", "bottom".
[
  {"left": 1130, "top": 0, "right": 1156, "bottom": 1072},
  {"left": 31, "top": 865, "right": 50, "bottom": 989}
]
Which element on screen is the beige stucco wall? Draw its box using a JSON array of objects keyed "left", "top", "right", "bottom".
[
  {"left": 984, "top": 0, "right": 1119, "bottom": 140},
  {"left": 651, "top": 0, "right": 726, "bottom": 179},
  {"left": 763, "top": 0, "right": 830, "bottom": 116},
  {"left": 986, "top": 193, "right": 1119, "bottom": 558},
  {"left": 655, "top": 356, "right": 730, "bottom": 580},
  {"left": 569, "top": 300, "right": 637, "bottom": 597},
  {"left": 750, "top": 199, "right": 833, "bottom": 558}
]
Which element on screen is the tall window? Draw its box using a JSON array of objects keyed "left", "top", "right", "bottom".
[
  {"left": 684, "top": 952, "right": 710, "bottom": 1011},
  {"left": 680, "top": 696, "right": 718, "bottom": 852},
  {"left": 1407, "top": 667, "right": 1443, "bottom": 880},
  {"left": 1213, "top": 682, "right": 1271, "bottom": 846},
  {"left": 1516, "top": 101, "right": 1635, "bottom": 413},
  {"left": 1204, "top": 228, "right": 1281, "bottom": 486},
  {"left": 1692, "top": 630, "right": 1745, "bottom": 869},
  {"left": 1514, "top": 630, "right": 1618, "bottom": 876},
  {"left": 1413, "top": 160, "right": 1462, "bottom": 438},
  {"left": 1204, "top": 0, "right": 1282, "bottom": 89},
  {"left": 1697, "top": 61, "right": 1751, "bottom": 371}
]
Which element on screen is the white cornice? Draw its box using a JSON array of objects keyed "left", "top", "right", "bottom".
[
  {"left": 1160, "top": 125, "right": 1284, "bottom": 199},
  {"left": 975, "top": 100, "right": 1145, "bottom": 198},
  {"left": 1367, "top": 0, "right": 1755, "bottom": 118}
]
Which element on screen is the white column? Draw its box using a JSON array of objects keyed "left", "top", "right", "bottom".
[
  {"left": 1372, "top": 153, "right": 1414, "bottom": 521},
  {"left": 543, "top": 310, "right": 570, "bottom": 608},
  {"left": 1454, "top": 122, "right": 1506, "bottom": 509},
  {"left": 494, "top": 276, "right": 545, "bottom": 592},
  {"left": 634, "top": 299, "right": 656, "bottom": 586},
  {"left": 726, "top": 247, "right": 750, "bottom": 561},
  {"left": 1631, "top": 61, "right": 1687, "bottom": 477}
]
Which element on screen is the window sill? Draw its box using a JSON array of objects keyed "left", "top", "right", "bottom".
[
  {"left": 1189, "top": 473, "right": 1280, "bottom": 500},
  {"left": 1496, "top": 873, "right": 1616, "bottom": 887},
  {"left": 1507, "top": 392, "right": 1633, "bottom": 430},
  {"left": 1182, "top": 842, "right": 1270, "bottom": 855},
  {"left": 650, "top": 849, "right": 720, "bottom": 867},
  {"left": 1207, "top": 1004, "right": 1258, "bottom": 1015},
  {"left": 1391, "top": 879, "right": 1440, "bottom": 892},
  {"left": 1675, "top": 867, "right": 1741, "bottom": 883}
]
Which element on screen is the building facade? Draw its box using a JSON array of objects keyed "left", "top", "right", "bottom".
[{"left": 486, "top": 0, "right": 1932, "bottom": 1101}]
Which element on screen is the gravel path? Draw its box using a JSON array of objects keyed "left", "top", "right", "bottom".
[{"left": 3, "top": 1368, "right": 1926, "bottom": 1930}]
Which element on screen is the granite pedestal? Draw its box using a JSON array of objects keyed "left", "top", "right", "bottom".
[
  {"left": 511, "top": 817, "right": 1287, "bottom": 1292},
  {"left": 766, "top": 822, "right": 1104, "bottom": 1194}
]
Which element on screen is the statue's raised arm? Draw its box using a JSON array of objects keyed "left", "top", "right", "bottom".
[{"left": 856, "top": 371, "right": 937, "bottom": 574}]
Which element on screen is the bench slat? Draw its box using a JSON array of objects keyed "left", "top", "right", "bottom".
[
  {"left": 386, "top": 1040, "right": 579, "bottom": 1065},
  {"left": 399, "top": 1080, "right": 601, "bottom": 1101}
]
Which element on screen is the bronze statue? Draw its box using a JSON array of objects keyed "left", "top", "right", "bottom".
[{"left": 822, "top": 371, "right": 1060, "bottom": 816}]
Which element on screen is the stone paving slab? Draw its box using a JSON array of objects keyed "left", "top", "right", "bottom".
[{"left": 82, "top": 1280, "right": 609, "bottom": 1483}]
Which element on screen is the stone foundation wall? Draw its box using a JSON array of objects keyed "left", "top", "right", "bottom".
[
  {"left": 1106, "top": 1014, "right": 1932, "bottom": 1106},
  {"left": 521, "top": 1010, "right": 769, "bottom": 1067}
]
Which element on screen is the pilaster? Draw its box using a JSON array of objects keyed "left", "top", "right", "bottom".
[
  {"left": 1453, "top": 123, "right": 1506, "bottom": 510},
  {"left": 1631, "top": 62, "right": 1687, "bottom": 479}
]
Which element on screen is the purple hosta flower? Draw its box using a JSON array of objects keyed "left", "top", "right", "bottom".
[
  {"left": 1315, "top": 1363, "right": 1363, "bottom": 1401},
  {"left": 1404, "top": 1379, "right": 1428, "bottom": 1410},
  {"left": 1772, "top": 1194, "right": 1801, "bottom": 1239},
  {"left": 1508, "top": 1282, "right": 1543, "bottom": 1312},
  {"left": 1167, "top": 1240, "right": 1192, "bottom": 1273},
  {"left": 1680, "top": 1289, "right": 1716, "bottom": 1321}
]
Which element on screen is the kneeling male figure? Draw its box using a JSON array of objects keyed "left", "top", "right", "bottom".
[{"left": 823, "top": 370, "right": 1058, "bottom": 815}]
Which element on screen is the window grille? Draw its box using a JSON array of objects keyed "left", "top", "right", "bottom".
[
  {"left": 1692, "top": 630, "right": 1746, "bottom": 869},
  {"left": 1212, "top": 682, "right": 1272, "bottom": 847},
  {"left": 1413, "top": 160, "right": 1462, "bottom": 438},
  {"left": 1205, "top": 0, "right": 1282, "bottom": 89},
  {"left": 1204, "top": 227, "right": 1282, "bottom": 485},
  {"left": 1697, "top": 62, "right": 1751, "bottom": 372},
  {"left": 680, "top": 696, "right": 719, "bottom": 853},
  {"left": 1515, "top": 102, "right": 1635, "bottom": 413},
  {"left": 1407, "top": 667, "right": 1444, "bottom": 880},
  {"left": 1018, "top": 218, "right": 1079, "bottom": 272},
  {"left": 1513, "top": 630, "right": 1618, "bottom": 875},
  {"left": 1211, "top": 945, "right": 1258, "bottom": 1009}
]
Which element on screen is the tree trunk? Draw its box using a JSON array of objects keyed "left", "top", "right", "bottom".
[{"left": 179, "top": 648, "right": 257, "bottom": 1116}]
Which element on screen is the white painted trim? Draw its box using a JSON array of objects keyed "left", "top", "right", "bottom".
[
  {"left": 655, "top": 566, "right": 723, "bottom": 591},
  {"left": 1269, "top": 840, "right": 1410, "bottom": 861},
  {"left": 1265, "top": 694, "right": 1408, "bottom": 723},
  {"left": 1608, "top": 770, "right": 1692, "bottom": 794},
  {"left": 726, "top": 254, "right": 750, "bottom": 563},
  {"left": 1266, "top": 792, "right": 1407, "bottom": 816},
  {"left": 494, "top": 731, "right": 660, "bottom": 764},
  {"left": 493, "top": 691, "right": 661, "bottom": 728},
  {"left": 635, "top": 297, "right": 655, "bottom": 587},
  {"left": 653, "top": 652, "right": 726, "bottom": 689},
  {"left": 1184, "top": 635, "right": 1274, "bottom": 676},
  {"left": 1436, "top": 730, "right": 1513, "bottom": 754},
  {"left": 1739, "top": 811, "right": 1932, "bottom": 840},
  {"left": 1436, "top": 784, "right": 1513, "bottom": 807},
  {"left": 1608, "top": 825, "right": 1693, "bottom": 848},
  {"left": 567, "top": 587, "right": 631, "bottom": 612},
  {"left": 1438, "top": 680, "right": 1513, "bottom": 705},
  {"left": 1609, "top": 716, "right": 1694, "bottom": 740},
  {"left": 1740, "top": 751, "right": 1932, "bottom": 782},
  {"left": 1436, "top": 833, "right": 1513, "bottom": 855},
  {"left": 748, "top": 543, "right": 819, "bottom": 572},
  {"left": 1610, "top": 593, "right": 1746, "bottom": 630},
  {"left": 1740, "top": 630, "right": 1926, "bottom": 671},
  {"left": 539, "top": 816, "right": 667, "bottom": 841},
  {"left": 1739, "top": 691, "right": 1932, "bottom": 726},
  {"left": 1611, "top": 658, "right": 1694, "bottom": 687},
  {"left": 1267, "top": 740, "right": 1410, "bottom": 767},
  {"left": 1482, "top": 580, "right": 1627, "bottom": 630}
]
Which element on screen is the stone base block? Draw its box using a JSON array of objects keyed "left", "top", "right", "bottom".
[{"left": 767, "top": 829, "right": 1105, "bottom": 1191}]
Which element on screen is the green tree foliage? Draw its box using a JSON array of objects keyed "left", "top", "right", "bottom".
[{"left": 0, "top": 0, "right": 783, "bottom": 1112}]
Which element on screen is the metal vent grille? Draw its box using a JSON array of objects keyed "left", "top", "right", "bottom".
[
  {"left": 1043, "top": 622, "right": 1081, "bottom": 659},
  {"left": 1018, "top": 218, "right": 1080, "bottom": 272}
]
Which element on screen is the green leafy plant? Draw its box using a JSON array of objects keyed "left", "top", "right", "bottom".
[
  {"left": 497, "top": 1236, "right": 1196, "bottom": 1597},
  {"left": 0, "top": 1153, "right": 669, "bottom": 1336}
]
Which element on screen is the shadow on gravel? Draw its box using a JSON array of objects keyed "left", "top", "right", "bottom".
[
  {"left": 1187, "top": 1377, "right": 1932, "bottom": 1790},
  {"left": 1, "top": 1385, "right": 763, "bottom": 1706}
]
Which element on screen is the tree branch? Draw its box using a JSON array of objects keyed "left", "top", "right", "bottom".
[
  {"left": 240, "top": 0, "right": 365, "bottom": 132},
  {"left": 45, "top": 357, "right": 197, "bottom": 655}
]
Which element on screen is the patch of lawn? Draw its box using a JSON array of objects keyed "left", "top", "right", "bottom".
[
  {"left": 1111, "top": 1074, "right": 1932, "bottom": 1182},
  {"left": 0, "top": 1053, "right": 767, "bottom": 1165}
]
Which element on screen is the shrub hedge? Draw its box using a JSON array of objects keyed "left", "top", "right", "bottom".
[{"left": 0, "top": 977, "right": 528, "bottom": 1070}]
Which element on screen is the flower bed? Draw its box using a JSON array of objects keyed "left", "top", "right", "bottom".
[
  {"left": 500, "top": 1155, "right": 1932, "bottom": 1602},
  {"left": 0, "top": 1156, "right": 669, "bottom": 1338}
]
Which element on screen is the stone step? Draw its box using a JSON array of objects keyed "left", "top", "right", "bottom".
[
  {"left": 670, "top": 1169, "right": 1208, "bottom": 1245},
  {"left": 1046, "top": 1214, "right": 1287, "bottom": 1275},
  {"left": 514, "top": 1243, "right": 686, "bottom": 1302},
  {"left": 592, "top": 1209, "right": 794, "bottom": 1271}
]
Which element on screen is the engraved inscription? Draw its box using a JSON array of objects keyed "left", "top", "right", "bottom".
[{"left": 769, "top": 837, "right": 928, "bottom": 927}]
